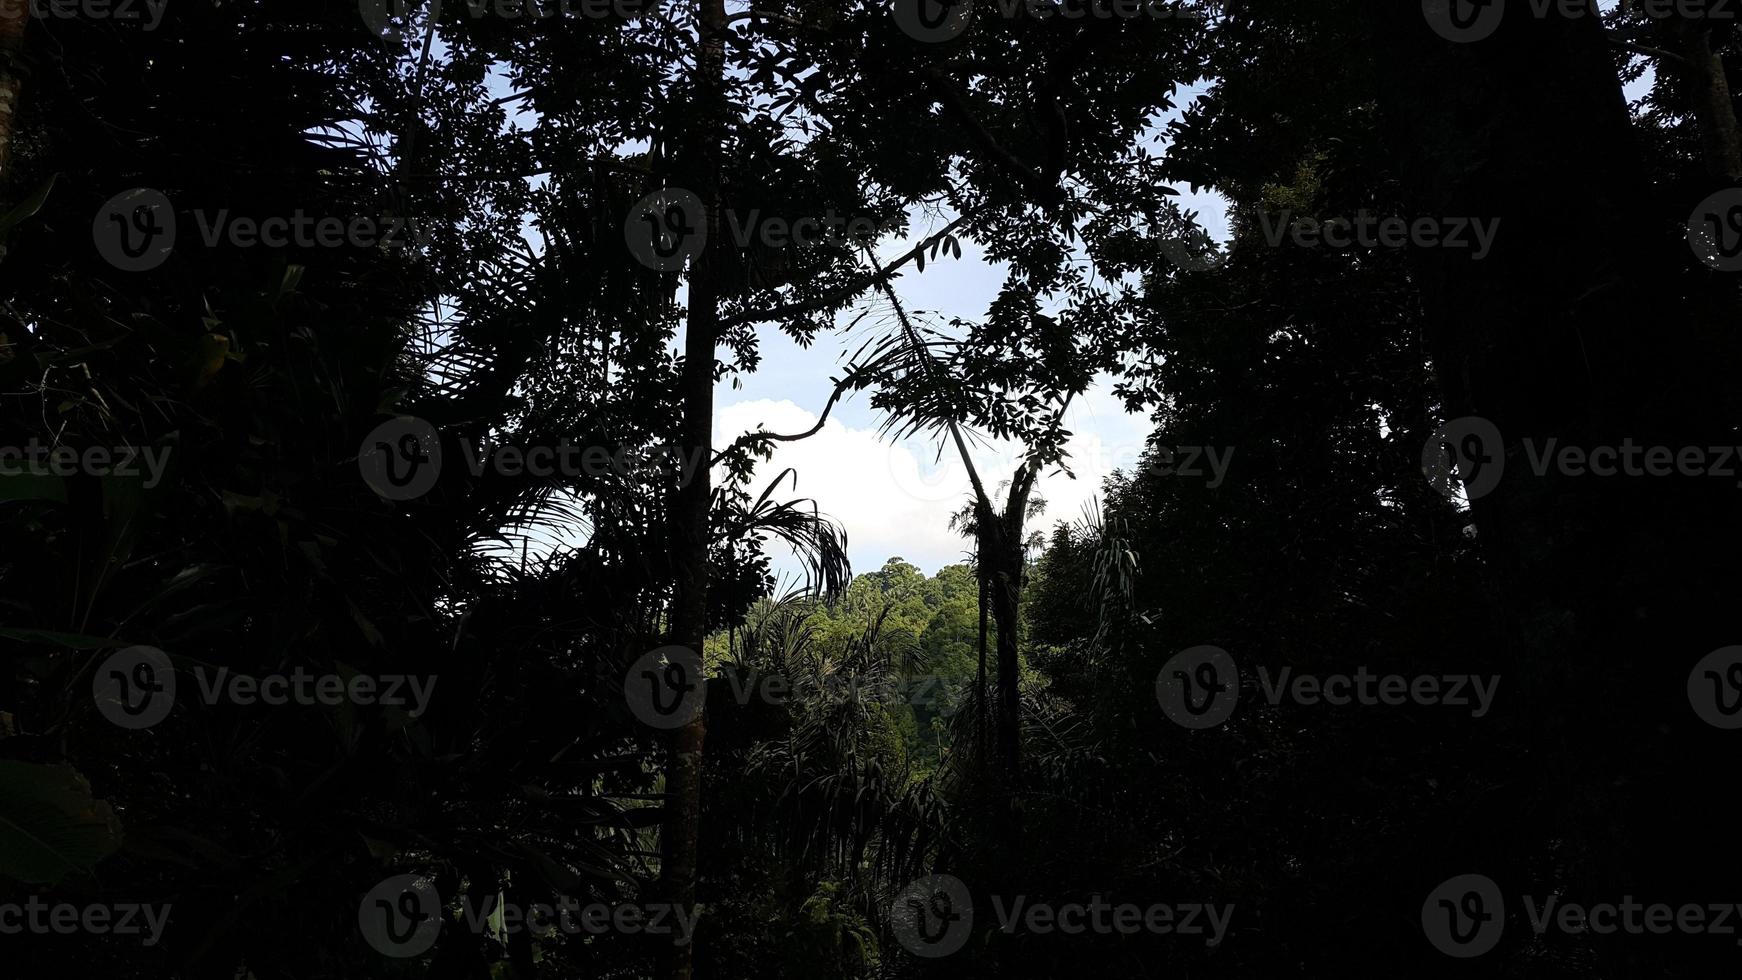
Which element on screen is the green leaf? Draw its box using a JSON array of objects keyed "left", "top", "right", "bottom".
[
  {"left": 0, "top": 174, "right": 59, "bottom": 237},
  {"left": 278, "top": 263, "right": 305, "bottom": 299},
  {"left": 0, "top": 761, "right": 124, "bottom": 884}
]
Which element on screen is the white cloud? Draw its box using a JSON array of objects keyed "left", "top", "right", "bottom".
[{"left": 715, "top": 379, "right": 1154, "bottom": 579}]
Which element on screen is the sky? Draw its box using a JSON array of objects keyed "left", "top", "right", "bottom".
[{"left": 713, "top": 81, "right": 1227, "bottom": 581}]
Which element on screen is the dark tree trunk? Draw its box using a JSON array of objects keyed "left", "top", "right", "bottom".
[
  {"left": 976, "top": 547, "right": 989, "bottom": 761},
  {"left": 1365, "top": 0, "right": 1742, "bottom": 922},
  {"left": 978, "top": 468, "right": 1037, "bottom": 820},
  {"left": 657, "top": 1, "right": 728, "bottom": 978},
  {"left": 986, "top": 520, "right": 1023, "bottom": 793},
  {"left": 0, "top": 0, "right": 27, "bottom": 183},
  {"left": 1674, "top": 19, "right": 1742, "bottom": 178}
]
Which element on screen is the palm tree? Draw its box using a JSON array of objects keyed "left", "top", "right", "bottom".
[{"left": 854, "top": 245, "right": 1076, "bottom": 813}]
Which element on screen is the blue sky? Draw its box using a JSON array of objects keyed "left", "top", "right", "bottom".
[{"left": 721, "top": 193, "right": 1229, "bottom": 579}]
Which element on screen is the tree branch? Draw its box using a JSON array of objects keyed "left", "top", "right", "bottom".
[
  {"left": 712, "top": 366, "right": 863, "bottom": 463},
  {"left": 1606, "top": 29, "right": 1688, "bottom": 66},
  {"left": 922, "top": 67, "right": 1063, "bottom": 211},
  {"left": 717, "top": 212, "right": 974, "bottom": 329}
]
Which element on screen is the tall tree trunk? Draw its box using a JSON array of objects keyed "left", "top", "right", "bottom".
[
  {"left": 976, "top": 545, "right": 989, "bottom": 761},
  {"left": 0, "top": 0, "right": 27, "bottom": 183},
  {"left": 984, "top": 481, "right": 1034, "bottom": 799},
  {"left": 867, "top": 249, "right": 1051, "bottom": 817},
  {"left": 986, "top": 530, "right": 1023, "bottom": 792},
  {"left": 657, "top": 0, "right": 728, "bottom": 977},
  {"left": 1674, "top": 18, "right": 1742, "bottom": 178},
  {"left": 1365, "top": 0, "right": 1742, "bottom": 917}
]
